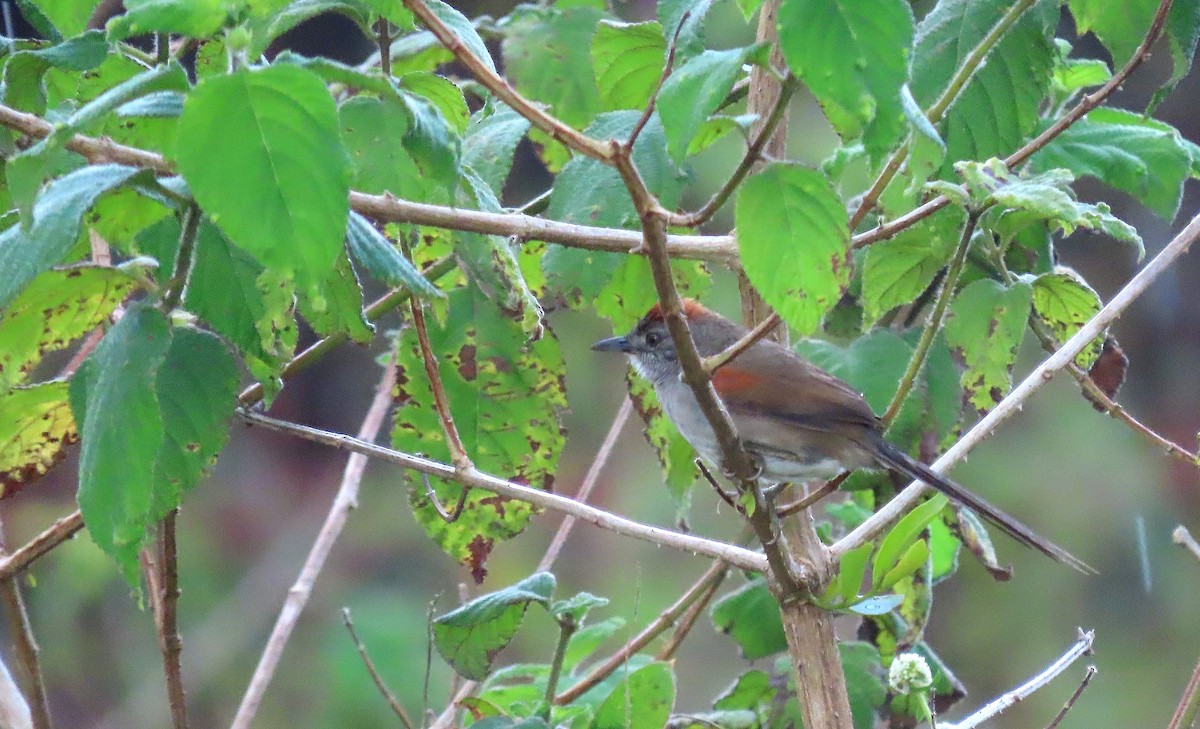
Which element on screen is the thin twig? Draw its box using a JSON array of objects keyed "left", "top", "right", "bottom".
[
  {"left": 418, "top": 472, "right": 470, "bottom": 523},
  {"left": 543, "top": 617, "right": 576, "bottom": 716},
  {"left": 1173, "top": 526, "right": 1200, "bottom": 563},
  {"left": 537, "top": 396, "right": 633, "bottom": 572},
  {"left": 0, "top": 521, "right": 51, "bottom": 729},
  {"left": 653, "top": 567, "right": 727, "bottom": 661},
  {"left": 1167, "top": 656, "right": 1200, "bottom": 729},
  {"left": 230, "top": 360, "right": 399, "bottom": 729},
  {"left": 554, "top": 560, "right": 730, "bottom": 704},
  {"left": 340, "top": 608, "right": 416, "bottom": 729},
  {"left": 237, "top": 408, "right": 768, "bottom": 573},
  {"left": 0, "top": 104, "right": 736, "bottom": 264},
  {"left": 158, "top": 511, "right": 188, "bottom": 729},
  {"left": 0, "top": 512, "right": 85, "bottom": 582},
  {"left": 401, "top": 0, "right": 612, "bottom": 161},
  {"left": 696, "top": 460, "right": 741, "bottom": 512},
  {"left": 833, "top": 211, "right": 1200, "bottom": 559},
  {"left": 1044, "top": 665, "right": 1096, "bottom": 729},
  {"left": 879, "top": 213, "right": 979, "bottom": 427},
  {"left": 670, "top": 76, "right": 799, "bottom": 228},
  {"left": 625, "top": 11, "right": 689, "bottom": 152},
  {"left": 375, "top": 19, "right": 391, "bottom": 78},
  {"left": 941, "top": 629, "right": 1095, "bottom": 729},
  {"left": 429, "top": 680, "right": 477, "bottom": 729},
  {"left": 702, "top": 312, "right": 782, "bottom": 374},
  {"left": 161, "top": 204, "right": 200, "bottom": 312},
  {"left": 776, "top": 474, "right": 847, "bottom": 519},
  {"left": 851, "top": 0, "right": 1173, "bottom": 248}
]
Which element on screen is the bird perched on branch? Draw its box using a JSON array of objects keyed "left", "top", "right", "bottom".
[{"left": 593, "top": 299, "right": 1092, "bottom": 574}]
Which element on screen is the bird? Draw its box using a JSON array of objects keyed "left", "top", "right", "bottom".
[{"left": 592, "top": 299, "right": 1093, "bottom": 574}]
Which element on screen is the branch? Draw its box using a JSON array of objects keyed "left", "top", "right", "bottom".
[
  {"left": 941, "top": 629, "right": 1094, "bottom": 729},
  {"left": 851, "top": 0, "right": 1173, "bottom": 248},
  {"left": 833, "top": 210, "right": 1200, "bottom": 559},
  {"left": 625, "top": 11, "right": 689, "bottom": 152},
  {"left": 0, "top": 104, "right": 736, "bottom": 264},
  {"left": 0, "top": 521, "right": 51, "bottom": 729},
  {"left": 401, "top": 0, "right": 612, "bottom": 162},
  {"left": 1174, "top": 526, "right": 1200, "bottom": 563},
  {"left": 236, "top": 408, "right": 768, "bottom": 573},
  {"left": 554, "top": 560, "right": 730, "bottom": 705},
  {"left": 230, "top": 360, "right": 398, "bottom": 729},
  {"left": 341, "top": 608, "right": 416, "bottom": 729},
  {"left": 1167, "top": 656, "right": 1200, "bottom": 729},
  {"left": 1044, "top": 665, "right": 1096, "bottom": 729},
  {"left": 536, "top": 396, "right": 633, "bottom": 572},
  {"left": 158, "top": 510, "right": 188, "bottom": 729},
  {"left": 0, "top": 512, "right": 84, "bottom": 582}
]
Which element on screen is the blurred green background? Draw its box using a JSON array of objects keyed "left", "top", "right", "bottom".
[{"left": 5, "top": 1, "right": 1200, "bottom": 727}]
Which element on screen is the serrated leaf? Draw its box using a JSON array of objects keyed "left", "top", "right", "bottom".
[
  {"left": 176, "top": 65, "right": 352, "bottom": 302},
  {"left": 945, "top": 278, "right": 1033, "bottom": 411},
  {"left": 502, "top": 5, "right": 603, "bottom": 129},
  {"left": 861, "top": 207, "right": 965, "bottom": 325},
  {"left": 872, "top": 495, "right": 946, "bottom": 589},
  {"left": 0, "top": 381, "right": 78, "bottom": 497},
  {"left": 779, "top": 0, "right": 913, "bottom": 160},
  {"left": 400, "top": 70, "right": 469, "bottom": 134},
  {"left": 464, "top": 104, "right": 531, "bottom": 195},
  {"left": 433, "top": 572, "right": 555, "bottom": 680},
  {"left": 298, "top": 250, "right": 374, "bottom": 343},
  {"left": 1031, "top": 269, "right": 1103, "bottom": 369},
  {"left": 658, "top": 44, "right": 762, "bottom": 163},
  {"left": 563, "top": 616, "right": 626, "bottom": 672},
  {"left": 106, "top": 0, "right": 231, "bottom": 40},
  {"left": 1, "top": 31, "right": 109, "bottom": 114},
  {"left": 591, "top": 20, "right": 665, "bottom": 111},
  {"left": 345, "top": 211, "right": 442, "bottom": 298},
  {"left": 0, "top": 265, "right": 142, "bottom": 391},
  {"left": 25, "top": 0, "right": 96, "bottom": 36},
  {"left": 912, "top": 0, "right": 1057, "bottom": 168},
  {"left": 658, "top": 0, "right": 717, "bottom": 59},
  {"left": 1029, "top": 108, "right": 1192, "bottom": 221},
  {"left": 424, "top": 0, "right": 495, "bottom": 73},
  {"left": 0, "top": 164, "right": 148, "bottom": 310},
  {"left": 592, "top": 662, "right": 675, "bottom": 729},
  {"left": 550, "top": 592, "right": 608, "bottom": 623},
  {"left": 736, "top": 163, "right": 849, "bottom": 335},
  {"left": 710, "top": 578, "right": 786, "bottom": 660},
  {"left": 626, "top": 374, "right": 698, "bottom": 505},
  {"left": 396, "top": 287, "right": 565, "bottom": 581},
  {"left": 339, "top": 95, "right": 433, "bottom": 201}
]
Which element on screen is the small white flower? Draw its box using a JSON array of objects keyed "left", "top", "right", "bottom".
[{"left": 889, "top": 652, "right": 933, "bottom": 694}]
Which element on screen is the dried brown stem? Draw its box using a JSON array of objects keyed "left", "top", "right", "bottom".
[
  {"left": 537, "top": 396, "right": 633, "bottom": 572},
  {"left": 776, "top": 474, "right": 847, "bottom": 519},
  {"left": 702, "top": 312, "right": 782, "bottom": 374},
  {"left": 237, "top": 408, "right": 767, "bottom": 572},
  {"left": 0, "top": 512, "right": 84, "bottom": 582},
  {"left": 158, "top": 510, "right": 188, "bottom": 729},
  {"left": 341, "top": 608, "right": 415, "bottom": 729},
  {"left": 1044, "top": 665, "right": 1096, "bottom": 729},
  {"left": 554, "top": 560, "right": 730, "bottom": 704},
  {"left": 1167, "top": 656, "right": 1200, "bottom": 729},
  {"left": 653, "top": 567, "right": 727, "bottom": 661},
  {"left": 401, "top": 0, "right": 612, "bottom": 161},
  {"left": 0, "top": 521, "right": 51, "bottom": 729}
]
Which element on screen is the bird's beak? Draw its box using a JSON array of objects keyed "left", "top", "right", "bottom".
[{"left": 591, "top": 335, "right": 632, "bottom": 353}]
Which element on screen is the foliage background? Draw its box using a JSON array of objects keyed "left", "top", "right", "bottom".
[{"left": 1, "top": 1, "right": 1198, "bottom": 727}]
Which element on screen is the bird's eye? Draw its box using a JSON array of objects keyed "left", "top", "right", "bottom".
[{"left": 644, "top": 332, "right": 663, "bottom": 347}]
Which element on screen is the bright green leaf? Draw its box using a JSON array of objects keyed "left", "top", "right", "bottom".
[
  {"left": 550, "top": 592, "right": 608, "bottom": 623},
  {"left": 862, "top": 207, "right": 965, "bottom": 325},
  {"left": 1031, "top": 269, "right": 1104, "bottom": 369},
  {"left": 710, "top": 578, "right": 786, "bottom": 660},
  {"left": 464, "top": 104, "right": 531, "bottom": 195},
  {"left": 502, "top": 5, "right": 603, "bottom": 129},
  {"left": 25, "top": 0, "right": 97, "bottom": 36},
  {"left": 339, "top": 95, "right": 433, "bottom": 201},
  {"left": 433, "top": 572, "right": 555, "bottom": 680},
  {"left": 878, "top": 539, "right": 930, "bottom": 591},
  {"left": 591, "top": 20, "right": 665, "bottom": 111},
  {"left": 735, "top": 163, "right": 849, "bottom": 335},
  {"left": 297, "top": 250, "right": 374, "bottom": 343},
  {"left": 591, "top": 662, "right": 675, "bottom": 729},
  {"left": 107, "top": 0, "right": 231, "bottom": 40},
  {"left": 872, "top": 494, "right": 947, "bottom": 589},
  {"left": 658, "top": 44, "right": 762, "bottom": 163}
]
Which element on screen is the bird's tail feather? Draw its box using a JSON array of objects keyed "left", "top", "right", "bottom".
[{"left": 868, "top": 435, "right": 1095, "bottom": 575}]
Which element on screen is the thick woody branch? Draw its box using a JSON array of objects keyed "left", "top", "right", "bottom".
[
  {"left": 236, "top": 408, "right": 768, "bottom": 573},
  {"left": 833, "top": 210, "right": 1200, "bottom": 558},
  {"left": 851, "top": 0, "right": 1173, "bottom": 248},
  {"left": 401, "top": 0, "right": 612, "bottom": 161}
]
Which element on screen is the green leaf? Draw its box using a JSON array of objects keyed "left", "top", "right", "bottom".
[
  {"left": 464, "top": 104, "right": 531, "bottom": 195},
  {"left": 433, "top": 572, "right": 556, "bottom": 680},
  {"left": 396, "top": 287, "right": 566, "bottom": 581},
  {"left": 339, "top": 95, "right": 433, "bottom": 201},
  {"left": 591, "top": 20, "right": 665, "bottom": 111},
  {"left": 176, "top": 65, "right": 352, "bottom": 301},
  {"left": 626, "top": 373, "right": 698, "bottom": 505},
  {"left": 0, "top": 164, "right": 149, "bottom": 310},
  {"left": 840, "top": 642, "right": 887, "bottom": 729},
  {"left": 298, "top": 250, "right": 374, "bottom": 343},
  {"left": 912, "top": 0, "right": 1057, "bottom": 168},
  {"left": 0, "top": 264, "right": 143, "bottom": 391},
  {"left": 658, "top": 0, "right": 717, "bottom": 59},
  {"left": 944, "top": 278, "right": 1033, "bottom": 412},
  {"left": 830, "top": 542, "right": 874, "bottom": 604},
  {"left": 345, "top": 211, "right": 441, "bottom": 298},
  {"left": 550, "top": 592, "right": 608, "bottom": 623},
  {"left": 424, "top": 0, "right": 495, "bottom": 73},
  {"left": 1152, "top": 0, "right": 1200, "bottom": 109},
  {"left": 563, "top": 616, "right": 626, "bottom": 672},
  {"left": 1029, "top": 108, "right": 1192, "bottom": 221},
  {"left": 1, "top": 31, "right": 110, "bottom": 114},
  {"left": 658, "top": 44, "right": 762, "bottom": 163},
  {"left": 1031, "top": 269, "right": 1103, "bottom": 369},
  {"left": 245, "top": 0, "right": 372, "bottom": 58},
  {"left": 106, "top": 0, "right": 231, "bottom": 40},
  {"left": 710, "top": 578, "right": 787, "bottom": 660},
  {"left": 591, "top": 662, "right": 675, "bottom": 729},
  {"left": 398, "top": 82, "right": 462, "bottom": 194},
  {"left": 872, "top": 495, "right": 946, "bottom": 589},
  {"left": 400, "top": 70, "right": 469, "bottom": 135},
  {"left": 778, "top": 0, "right": 913, "bottom": 160},
  {"left": 117, "top": 90, "right": 186, "bottom": 118},
  {"left": 714, "top": 670, "right": 774, "bottom": 712},
  {"left": 877, "top": 539, "right": 930, "bottom": 592},
  {"left": 1052, "top": 58, "right": 1111, "bottom": 94},
  {"left": 735, "top": 163, "right": 849, "bottom": 335},
  {"left": 0, "top": 381, "right": 77, "bottom": 498},
  {"left": 70, "top": 306, "right": 169, "bottom": 579},
  {"left": 861, "top": 207, "right": 966, "bottom": 325},
  {"left": 502, "top": 5, "right": 603, "bottom": 129},
  {"left": 25, "top": 0, "right": 97, "bottom": 36}
]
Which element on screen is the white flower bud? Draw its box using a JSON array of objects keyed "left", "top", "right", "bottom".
[{"left": 888, "top": 652, "right": 933, "bottom": 694}]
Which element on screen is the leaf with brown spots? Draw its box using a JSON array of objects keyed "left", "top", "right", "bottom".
[
  {"left": 0, "top": 381, "right": 78, "bottom": 498},
  {"left": 0, "top": 264, "right": 143, "bottom": 392},
  {"left": 395, "top": 286, "right": 567, "bottom": 580},
  {"left": 944, "top": 279, "right": 1033, "bottom": 413}
]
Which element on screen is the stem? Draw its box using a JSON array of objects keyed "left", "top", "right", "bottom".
[
  {"left": 1044, "top": 665, "right": 1096, "bottom": 729},
  {"left": 880, "top": 213, "right": 979, "bottom": 427},
  {"left": 237, "top": 408, "right": 768, "bottom": 573},
  {"left": 159, "top": 510, "right": 188, "bottom": 729},
  {"left": 0, "top": 512, "right": 85, "bottom": 582},
  {"left": 375, "top": 19, "right": 391, "bottom": 78},
  {"left": 543, "top": 618, "right": 576, "bottom": 716},
  {"left": 653, "top": 567, "right": 727, "bottom": 661},
  {"left": 0, "top": 520, "right": 52, "bottom": 729},
  {"left": 702, "top": 311, "right": 782, "bottom": 374},
  {"left": 1174, "top": 526, "right": 1200, "bottom": 563},
  {"left": 1167, "top": 657, "right": 1200, "bottom": 729},
  {"left": 341, "top": 608, "right": 416, "bottom": 729},
  {"left": 161, "top": 204, "right": 200, "bottom": 312}
]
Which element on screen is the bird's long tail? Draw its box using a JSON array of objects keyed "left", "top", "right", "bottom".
[{"left": 868, "top": 435, "right": 1095, "bottom": 575}]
